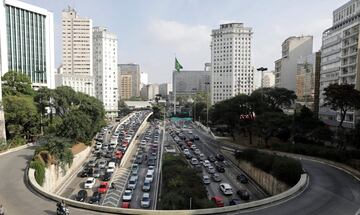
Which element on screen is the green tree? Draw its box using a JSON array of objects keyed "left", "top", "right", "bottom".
[
  {"left": 323, "top": 83, "right": 360, "bottom": 128},
  {"left": 3, "top": 96, "right": 40, "bottom": 140},
  {"left": 2, "top": 71, "right": 34, "bottom": 96},
  {"left": 58, "top": 110, "right": 92, "bottom": 142}
]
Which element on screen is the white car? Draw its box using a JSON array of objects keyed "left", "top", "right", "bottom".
[
  {"left": 122, "top": 190, "right": 133, "bottom": 201},
  {"left": 191, "top": 158, "right": 199, "bottom": 165},
  {"left": 107, "top": 166, "right": 115, "bottom": 173},
  {"left": 145, "top": 172, "right": 154, "bottom": 183},
  {"left": 147, "top": 166, "right": 155, "bottom": 175},
  {"left": 199, "top": 153, "right": 206, "bottom": 161},
  {"left": 140, "top": 192, "right": 151, "bottom": 208},
  {"left": 183, "top": 149, "right": 190, "bottom": 154},
  {"left": 207, "top": 165, "right": 216, "bottom": 174},
  {"left": 220, "top": 183, "right": 233, "bottom": 195},
  {"left": 95, "top": 142, "right": 102, "bottom": 149},
  {"left": 203, "top": 160, "right": 210, "bottom": 167},
  {"left": 84, "top": 177, "right": 96, "bottom": 189},
  {"left": 141, "top": 140, "right": 147, "bottom": 146},
  {"left": 194, "top": 149, "right": 201, "bottom": 155}
]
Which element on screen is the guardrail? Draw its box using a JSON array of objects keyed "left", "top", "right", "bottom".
[
  {"left": 0, "top": 144, "right": 30, "bottom": 156},
  {"left": 28, "top": 157, "right": 308, "bottom": 214}
]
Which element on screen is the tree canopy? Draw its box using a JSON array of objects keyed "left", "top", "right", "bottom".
[{"left": 2, "top": 71, "right": 34, "bottom": 97}]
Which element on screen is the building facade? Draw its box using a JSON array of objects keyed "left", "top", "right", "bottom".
[
  {"left": 319, "top": 0, "right": 360, "bottom": 127},
  {"left": 274, "top": 36, "right": 313, "bottom": 92},
  {"left": 140, "top": 72, "right": 148, "bottom": 89},
  {"left": 262, "top": 71, "right": 275, "bottom": 88},
  {"left": 0, "top": 0, "right": 55, "bottom": 89},
  {"left": 159, "top": 83, "right": 172, "bottom": 99},
  {"left": 172, "top": 69, "right": 211, "bottom": 97},
  {"left": 56, "top": 7, "right": 94, "bottom": 96},
  {"left": 140, "top": 83, "right": 159, "bottom": 101},
  {"left": 118, "top": 63, "right": 140, "bottom": 98},
  {"left": 210, "top": 23, "right": 254, "bottom": 104},
  {"left": 295, "top": 52, "right": 321, "bottom": 114},
  {"left": 119, "top": 74, "right": 132, "bottom": 99},
  {"left": 93, "top": 26, "right": 118, "bottom": 113}
]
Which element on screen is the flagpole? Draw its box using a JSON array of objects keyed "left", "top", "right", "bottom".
[{"left": 173, "top": 70, "right": 176, "bottom": 116}]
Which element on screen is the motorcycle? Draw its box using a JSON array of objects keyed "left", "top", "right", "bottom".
[{"left": 56, "top": 205, "right": 69, "bottom": 215}]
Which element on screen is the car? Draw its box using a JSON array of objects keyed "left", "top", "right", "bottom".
[
  {"left": 212, "top": 173, "right": 222, "bottom": 182},
  {"left": 188, "top": 130, "right": 193, "bottom": 134},
  {"left": 199, "top": 153, "right": 206, "bottom": 161},
  {"left": 131, "top": 170, "right": 139, "bottom": 181},
  {"left": 194, "top": 135, "right": 200, "bottom": 140},
  {"left": 202, "top": 175, "right": 211, "bottom": 185},
  {"left": 135, "top": 154, "right": 143, "bottom": 164},
  {"left": 115, "top": 151, "right": 123, "bottom": 160},
  {"left": 127, "top": 176, "right": 138, "bottom": 189},
  {"left": 88, "top": 159, "right": 97, "bottom": 167},
  {"left": 122, "top": 189, "right": 133, "bottom": 201},
  {"left": 140, "top": 193, "right": 151, "bottom": 208},
  {"left": 203, "top": 160, "right": 211, "bottom": 167},
  {"left": 102, "top": 172, "right": 112, "bottom": 181},
  {"left": 75, "top": 190, "right": 88, "bottom": 202},
  {"left": 184, "top": 152, "right": 192, "bottom": 159},
  {"left": 183, "top": 149, "right": 190, "bottom": 154},
  {"left": 79, "top": 168, "right": 92, "bottom": 178},
  {"left": 237, "top": 189, "right": 250, "bottom": 200},
  {"left": 102, "top": 144, "right": 109, "bottom": 150},
  {"left": 148, "top": 158, "right": 156, "bottom": 166},
  {"left": 194, "top": 149, "right": 201, "bottom": 155},
  {"left": 84, "top": 177, "right": 96, "bottom": 189},
  {"left": 89, "top": 191, "right": 102, "bottom": 204},
  {"left": 147, "top": 166, "right": 155, "bottom": 175},
  {"left": 95, "top": 142, "right": 102, "bottom": 149},
  {"left": 145, "top": 172, "right": 154, "bottom": 183},
  {"left": 106, "top": 166, "right": 115, "bottom": 173},
  {"left": 215, "top": 164, "right": 225, "bottom": 173},
  {"left": 191, "top": 158, "right": 199, "bottom": 165},
  {"left": 216, "top": 154, "right": 225, "bottom": 161},
  {"left": 211, "top": 196, "right": 224, "bottom": 207},
  {"left": 229, "top": 198, "right": 241, "bottom": 205},
  {"left": 142, "top": 179, "right": 151, "bottom": 192},
  {"left": 98, "top": 182, "right": 109, "bottom": 194},
  {"left": 207, "top": 165, "right": 216, "bottom": 174},
  {"left": 220, "top": 183, "right": 233, "bottom": 195},
  {"left": 93, "top": 168, "right": 101, "bottom": 178},
  {"left": 237, "top": 174, "right": 249, "bottom": 183},
  {"left": 93, "top": 148, "right": 101, "bottom": 154},
  {"left": 121, "top": 202, "right": 131, "bottom": 208},
  {"left": 151, "top": 152, "right": 157, "bottom": 159},
  {"left": 131, "top": 164, "right": 139, "bottom": 173},
  {"left": 98, "top": 160, "right": 107, "bottom": 169}
]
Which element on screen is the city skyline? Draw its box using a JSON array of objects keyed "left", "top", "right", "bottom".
[{"left": 20, "top": 0, "right": 348, "bottom": 83}]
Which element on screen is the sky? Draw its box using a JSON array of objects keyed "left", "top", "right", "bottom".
[{"left": 23, "top": 0, "right": 349, "bottom": 84}]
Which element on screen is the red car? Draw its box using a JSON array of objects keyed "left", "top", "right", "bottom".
[
  {"left": 122, "top": 142, "right": 129, "bottom": 147},
  {"left": 121, "top": 202, "right": 131, "bottom": 208},
  {"left": 115, "top": 151, "right": 123, "bottom": 159},
  {"left": 211, "top": 196, "right": 224, "bottom": 207},
  {"left": 98, "top": 182, "right": 109, "bottom": 194}
]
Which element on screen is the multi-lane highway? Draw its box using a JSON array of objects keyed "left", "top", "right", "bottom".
[{"left": 0, "top": 122, "right": 360, "bottom": 214}]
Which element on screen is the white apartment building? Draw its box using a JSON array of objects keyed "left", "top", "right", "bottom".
[
  {"left": 211, "top": 23, "right": 254, "bottom": 104},
  {"left": 56, "top": 7, "right": 94, "bottom": 97},
  {"left": 274, "top": 36, "right": 313, "bottom": 92},
  {"left": 0, "top": 0, "right": 55, "bottom": 89},
  {"left": 319, "top": 0, "right": 360, "bottom": 128},
  {"left": 263, "top": 71, "right": 275, "bottom": 88},
  {"left": 93, "top": 26, "right": 118, "bottom": 113}
]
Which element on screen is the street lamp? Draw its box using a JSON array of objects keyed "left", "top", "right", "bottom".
[{"left": 256, "top": 67, "right": 267, "bottom": 146}]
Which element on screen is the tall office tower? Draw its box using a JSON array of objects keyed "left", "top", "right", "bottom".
[
  {"left": 274, "top": 36, "right": 313, "bottom": 92},
  {"left": 172, "top": 69, "right": 211, "bottom": 97},
  {"left": 296, "top": 52, "right": 321, "bottom": 113},
  {"left": 119, "top": 74, "right": 132, "bottom": 100},
  {"left": 140, "top": 83, "right": 159, "bottom": 101},
  {"left": 159, "top": 83, "right": 172, "bottom": 99},
  {"left": 118, "top": 63, "right": 140, "bottom": 98},
  {"left": 56, "top": 7, "right": 94, "bottom": 97},
  {"left": 93, "top": 26, "right": 118, "bottom": 113},
  {"left": 0, "top": 0, "right": 55, "bottom": 89},
  {"left": 210, "top": 23, "right": 254, "bottom": 104},
  {"left": 320, "top": 0, "right": 360, "bottom": 127}
]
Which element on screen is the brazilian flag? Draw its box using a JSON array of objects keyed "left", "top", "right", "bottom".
[{"left": 175, "top": 58, "right": 183, "bottom": 72}]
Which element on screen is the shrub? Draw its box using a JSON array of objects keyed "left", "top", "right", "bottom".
[{"left": 30, "top": 159, "right": 45, "bottom": 186}]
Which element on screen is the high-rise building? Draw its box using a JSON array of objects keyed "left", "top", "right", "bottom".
[
  {"left": 319, "top": 0, "right": 360, "bottom": 127},
  {"left": 0, "top": 0, "right": 55, "bottom": 89},
  {"left": 172, "top": 69, "right": 210, "bottom": 97},
  {"left": 118, "top": 63, "right": 140, "bottom": 98},
  {"left": 93, "top": 26, "right": 118, "bottom": 113},
  {"left": 274, "top": 36, "right": 313, "bottom": 92},
  {"left": 119, "top": 74, "right": 132, "bottom": 100},
  {"left": 296, "top": 52, "right": 321, "bottom": 113},
  {"left": 56, "top": 7, "right": 94, "bottom": 97},
  {"left": 210, "top": 23, "right": 254, "bottom": 104},
  {"left": 159, "top": 83, "right": 172, "bottom": 99},
  {"left": 140, "top": 72, "right": 148, "bottom": 89},
  {"left": 140, "top": 84, "right": 159, "bottom": 101},
  {"left": 262, "top": 71, "right": 275, "bottom": 88}
]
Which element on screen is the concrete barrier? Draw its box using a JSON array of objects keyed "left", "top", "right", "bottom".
[
  {"left": 0, "top": 144, "right": 29, "bottom": 156},
  {"left": 28, "top": 164, "right": 308, "bottom": 214}
]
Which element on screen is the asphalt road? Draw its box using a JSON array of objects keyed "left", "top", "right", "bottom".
[{"left": 0, "top": 133, "right": 360, "bottom": 214}]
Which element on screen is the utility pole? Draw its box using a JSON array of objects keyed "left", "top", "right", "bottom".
[{"left": 256, "top": 67, "right": 268, "bottom": 146}]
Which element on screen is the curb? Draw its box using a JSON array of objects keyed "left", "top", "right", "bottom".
[{"left": 0, "top": 144, "right": 30, "bottom": 157}]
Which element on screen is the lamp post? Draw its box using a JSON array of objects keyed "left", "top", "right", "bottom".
[
  {"left": 35, "top": 70, "right": 45, "bottom": 136},
  {"left": 256, "top": 67, "right": 267, "bottom": 146}
]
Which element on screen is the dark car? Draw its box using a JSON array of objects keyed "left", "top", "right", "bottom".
[
  {"left": 194, "top": 135, "right": 200, "bottom": 140},
  {"left": 135, "top": 154, "right": 143, "bottom": 164},
  {"left": 215, "top": 164, "right": 225, "bottom": 173},
  {"left": 79, "top": 168, "right": 93, "bottom": 178},
  {"left": 237, "top": 174, "right": 248, "bottom": 183},
  {"left": 148, "top": 158, "right": 156, "bottom": 166},
  {"left": 185, "top": 153, "right": 192, "bottom": 159},
  {"left": 76, "top": 190, "right": 88, "bottom": 202},
  {"left": 237, "top": 189, "right": 250, "bottom": 200},
  {"left": 216, "top": 154, "right": 225, "bottom": 161},
  {"left": 102, "top": 172, "right": 112, "bottom": 181},
  {"left": 229, "top": 198, "right": 241, "bottom": 205},
  {"left": 208, "top": 155, "right": 216, "bottom": 163},
  {"left": 89, "top": 191, "right": 102, "bottom": 204}
]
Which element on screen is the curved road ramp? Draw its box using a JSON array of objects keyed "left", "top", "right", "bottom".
[{"left": 28, "top": 167, "right": 308, "bottom": 215}]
